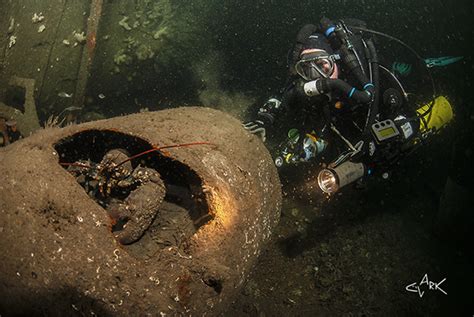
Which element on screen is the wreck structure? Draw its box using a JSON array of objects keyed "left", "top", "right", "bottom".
[
  {"left": 1, "top": 0, "right": 244, "bottom": 133},
  {"left": 1, "top": 3, "right": 280, "bottom": 314}
]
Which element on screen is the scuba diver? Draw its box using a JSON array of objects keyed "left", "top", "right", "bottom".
[
  {"left": 243, "top": 17, "right": 455, "bottom": 194},
  {"left": 0, "top": 119, "right": 22, "bottom": 146}
]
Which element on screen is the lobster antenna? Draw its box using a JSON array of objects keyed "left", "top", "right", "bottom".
[{"left": 114, "top": 141, "right": 213, "bottom": 168}]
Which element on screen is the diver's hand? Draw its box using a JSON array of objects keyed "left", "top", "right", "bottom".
[
  {"left": 242, "top": 97, "right": 280, "bottom": 142},
  {"left": 242, "top": 120, "right": 267, "bottom": 142},
  {"left": 260, "top": 98, "right": 281, "bottom": 113}
]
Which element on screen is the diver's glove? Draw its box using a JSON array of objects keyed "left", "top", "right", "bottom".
[
  {"left": 259, "top": 98, "right": 281, "bottom": 115},
  {"left": 243, "top": 120, "right": 267, "bottom": 142},
  {"left": 243, "top": 98, "right": 281, "bottom": 142}
]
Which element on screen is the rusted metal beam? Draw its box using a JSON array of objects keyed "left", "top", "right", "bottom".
[{"left": 73, "top": 0, "right": 104, "bottom": 109}]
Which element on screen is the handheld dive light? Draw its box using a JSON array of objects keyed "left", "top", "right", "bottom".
[{"left": 317, "top": 161, "right": 366, "bottom": 194}]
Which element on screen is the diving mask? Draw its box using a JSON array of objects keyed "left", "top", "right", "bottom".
[{"left": 295, "top": 49, "right": 339, "bottom": 81}]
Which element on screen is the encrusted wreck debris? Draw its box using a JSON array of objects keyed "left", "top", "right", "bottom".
[
  {"left": 0, "top": 107, "right": 282, "bottom": 316},
  {"left": 0, "top": 76, "right": 41, "bottom": 136}
]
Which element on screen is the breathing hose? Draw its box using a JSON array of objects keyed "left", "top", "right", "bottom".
[
  {"left": 305, "top": 78, "right": 372, "bottom": 104},
  {"left": 364, "top": 38, "right": 379, "bottom": 133},
  {"left": 350, "top": 26, "right": 437, "bottom": 122}
]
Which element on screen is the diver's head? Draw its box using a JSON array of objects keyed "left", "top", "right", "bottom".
[
  {"left": 295, "top": 33, "right": 339, "bottom": 81},
  {"left": 295, "top": 48, "right": 339, "bottom": 81}
]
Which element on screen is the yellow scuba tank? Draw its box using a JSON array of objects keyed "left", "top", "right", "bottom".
[{"left": 416, "top": 96, "right": 454, "bottom": 133}]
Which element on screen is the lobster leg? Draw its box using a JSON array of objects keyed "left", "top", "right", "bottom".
[{"left": 109, "top": 167, "right": 166, "bottom": 245}]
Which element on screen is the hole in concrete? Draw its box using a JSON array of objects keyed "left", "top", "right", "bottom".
[
  {"left": 55, "top": 129, "right": 213, "bottom": 258},
  {"left": 203, "top": 277, "right": 223, "bottom": 294}
]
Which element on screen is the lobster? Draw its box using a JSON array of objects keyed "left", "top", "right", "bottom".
[{"left": 60, "top": 142, "right": 211, "bottom": 245}]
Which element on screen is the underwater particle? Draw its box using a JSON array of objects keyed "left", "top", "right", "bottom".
[
  {"left": 32, "top": 12, "right": 45, "bottom": 23},
  {"left": 124, "top": 36, "right": 137, "bottom": 49},
  {"left": 290, "top": 208, "right": 299, "bottom": 217},
  {"left": 8, "top": 35, "right": 16, "bottom": 48},
  {"left": 62, "top": 39, "right": 70, "bottom": 46},
  {"left": 7, "top": 17, "right": 15, "bottom": 34},
  {"left": 113, "top": 49, "right": 132, "bottom": 66},
  {"left": 291, "top": 288, "right": 302, "bottom": 297},
  {"left": 313, "top": 266, "right": 319, "bottom": 277},
  {"left": 58, "top": 92, "right": 73, "bottom": 98},
  {"left": 119, "top": 16, "right": 132, "bottom": 31},
  {"left": 98, "top": 94, "right": 105, "bottom": 99},
  {"left": 73, "top": 31, "right": 86, "bottom": 44},
  {"left": 153, "top": 27, "right": 168, "bottom": 40},
  {"left": 38, "top": 25, "right": 46, "bottom": 33},
  {"left": 136, "top": 44, "right": 154, "bottom": 61}
]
